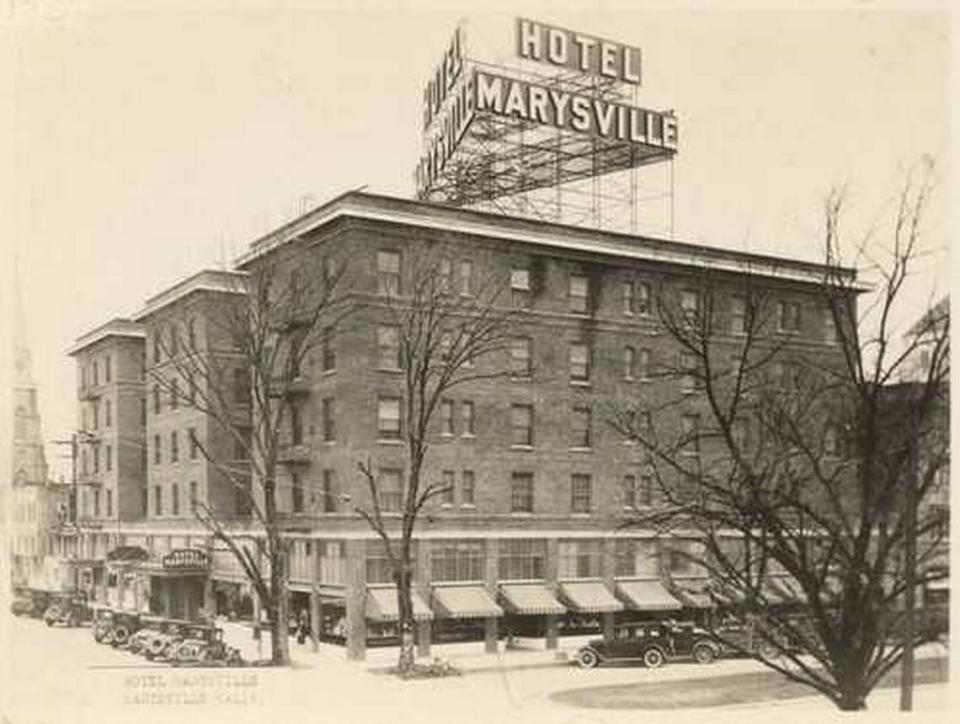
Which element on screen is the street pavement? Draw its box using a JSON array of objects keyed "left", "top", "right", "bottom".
[{"left": 0, "top": 612, "right": 951, "bottom": 724}]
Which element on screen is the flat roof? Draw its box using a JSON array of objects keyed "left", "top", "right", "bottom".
[
  {"left": 236, "top": 190, "right": 863, "bottom": 289},
  {"left": 68, "top": 318, "right": 145, "bottom": 356},
  {"left": 131, "top": 269, "right": 247, "bottom": 322}
]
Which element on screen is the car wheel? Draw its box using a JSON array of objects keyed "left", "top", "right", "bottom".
[
  {"left": 45, "top": 618, "right": 55, "bottom": 627},
  {"left": 757, "top": 640, "right": 778, "bottom": 659},
  {"left": 113, "top": 626, "right": 130, "bottom": 646},
  {"left": 692, "top": 642, "right": 716, "bottom": 664},
  {"left": 643, "top": 647, "right": 666, "bottom": 669},
  {"left": 577, "top": 648, "right": 600, "bottom": 669}
]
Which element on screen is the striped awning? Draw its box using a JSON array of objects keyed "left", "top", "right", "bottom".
[
  {"left": 499, "top": 584, "right": 566, "bottom": 615},
  {"left": 432, "top": 586, "right": 503, "bottom": 619},
  {"left": 670, "top": 578, "right": 715, "bottom": 609},
  {"left": 617, "top": 580, "right": 683, "bottom": 611},
  {"left": 559, "top": 581, "right": 624, "bottom": 613},
  {"left": 365, "top": 586, "right": 433, "bottom": 621}
]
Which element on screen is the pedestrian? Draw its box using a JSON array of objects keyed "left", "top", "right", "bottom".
[{"left": 296, "top": 609, "right": 308, "bottom": 645}]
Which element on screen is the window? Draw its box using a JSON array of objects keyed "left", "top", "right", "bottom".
[
  {"left": 730, "top": 296, "right": 748, "bottom": 335},
  {"left": 291, "top": 472, "right": 304, "bottom": 513},
  {"left": 623, "top": 280, "right": 650, "bottom": 315},
  {"left": 823, "top": 308, "right": 838, "bottom": 344},
  {"left": 377, "top": 250, "right": 401, "bottom": 296},
  {"left": 461, "top": 470, "right": 475, "bottom": 506},
  {"left": 140, "top": 398, "right": 146, "bottom": 425},
  {"left": 570, "top": 343, "right": 590, "bottom": 382},
  {"left": 377, "top": 469, "right": 403, "bottom": 512},
  {"left": 322, "top": 326, "right": 336, "bottom": 371},
  {"left": 778, "top": 301, "right": 801, "bottom": 333},
  {"left": 572, "top": 407, "right": 592, "bottom": 448},
  {"left": 142, "top": 488, "right": 148, "bottom": 516},
  {"left": 571, "top": 474, "right": 592, "bottom": 513},
  {"left": 154, "top": 486, "right": 162, "bottom": 516},
  {"left": 461, "top": 400, "right": 475, "bottom": 436},
  {"left": 510, "top": 337, "right": 531, "bottom": 378},
  {"left": 440, "top": 399, "right": 454, "bottom": 436},
  {"left": 378, "top": 397, "right": 401, "bottom": 440},
  {"left": 234, "top": 428, "right": 250, "bottom": 460},
  {"left": 377, "top": 325, "right": 400, "bottom": 370},
  {"left": 558, "top": 540, "right": 602, "bottom": 578},
  {"left": 431, "top": 540, "right": 485, "bottom": 582},
  {"left": 510, "top": 268, "right": 531, "bottom": 308},
  {"left": 233, "top": 369, "right": 250, "bottom": 404},
  {"left": 169, "top": 325, "right": 179, "bottom": 356},
  {"left": 186, "top": 427, "right": 198, "bottom": 460},
  {"left": 153, "top": 434, "right": 161, "bottom": 465},
  {"left": 624, "top": 346, "right": 636, "bottom": 379},
  {"left": 637, "top": 348, "right": 652, "bottom": 380},
  {"left": 322, "top": 255, "right": 337, "bottom": 293},
  {"left": 93, "top": 359, "right": 99, "bottom": 386},
  {"left": 569, "top": 274, "right": 589, "bottom": 313},
  {"left": 286, "top": 402, "right": 302, "bottom": 446},
  {"left": 153, "top": 386, "right": 161, "bottom": 414},
  {"left": 459, "top": 260, "right": 473, "bottom": 296},
  {"left": 170, "top": 378, "right": 179, "bottom": 409},
  {"left": 153, "top": 335, "right": 161, "bottom": 364},
  {"left": 681, "top": 289, "right": 700, "bottom": 325},
  {"left": 732, "top": 418, "right": 751, "bottom": 449},
  {"left": 105, "top": 355, "right": 111, "bottom": 382},
  {"left": 824, "top": 426, "right": 839, "bottom": 457},
  {"left": 187, "top": 318, "right": 196, "bottom": 349},
  {"left": 105, "top": 445, "right": 112, "bottom": 472},
  {"left": 322, "top": 398, "right": 336, "bottom": 442},
  {"left": 681, "top": 414, "right": 701, "bottom": 456},
  {"left": 171, "top": 484, "right": 180, "bottom": 516},
  {"left": 187, "top": 481, "right": 197, "bottom": 511},
  {"left": 510, "top": 472, "right": 534, "bottom": 513},
  {"left": 623, "top": 281, "right": 635, "bottom": 315},
  {"left": 615, "top": 539, "right": 659, "bottom": 577},
  {"left": 106, "top": 489, "right": 113, "bottom": 518},
  {"left": 322, "top": 469, "right": 337, "bottom": 513},
  {"left": 440, "top": 470, "right": 455, "bottom": 505},
  {"left": 622, "top": 474, "right": 643, "bottom": 509},
  {"left": 93, "top": 490, "right": 100, "bottom": 517},
  {"left": 511, "top": 404, "right": 533, "bottom": 446},
  {"left": 170, "top": 431, "right": 179, "bottom": 462},
  {"left": 439, "top": 258, "right": 453, "bottom": 293},
  {"left": 498, "top": 539, "right": 545, "bottom": 580},
  {"left": 680, "top": 352, "right": 698, "bottom": 393},
  {"left": 93, "top": 445, "right": 100, "bottom": 473},
  {"left": 92, "top": 403, "right": 99, "bottom": 430}
]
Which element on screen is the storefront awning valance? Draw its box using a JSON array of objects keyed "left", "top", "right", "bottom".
[
  {"left": 617, "top": 580, "right": 683, "bottom": 611},
  {"left": 559, "top": 581, "right": 624, "bottom": 613},
  {"left": 927, "top": 577, "right": 949, "bottom": 592},
  {"left": 499, "top": 584, "right": 566, "bottom": 615},
  {"left": 366, "top": 586, "right": 433, "bottom": 621},
  {"left": 432, "top": 586, "right": 503, "bottom": 619}
]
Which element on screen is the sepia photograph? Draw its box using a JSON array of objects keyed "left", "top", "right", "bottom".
[{"left": 0, "top": 1, "right": 952, "bottom": 723}]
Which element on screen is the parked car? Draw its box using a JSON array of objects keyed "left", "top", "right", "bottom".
[
  {"left": 576, "top": 621, "right": 720, "bottom": 669},
  {"left": 10, "top": 589, "right": 35, "bottom": 617},
  {"left": 43, "top": 592, "right": 92, "bottom": 627}
]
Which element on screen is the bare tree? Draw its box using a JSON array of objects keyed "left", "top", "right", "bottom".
[
  {"left": 148, "top": 248, "right": 345, "bottom": 665},
  {"left": 351, "top": 250, "right": 516, "bottom": 677},
  {"left": 610, "top": 163, "right": 948, "bottom": 710}
]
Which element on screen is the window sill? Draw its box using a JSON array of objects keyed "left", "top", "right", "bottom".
[
  {"left": 510, "top": 445, "right": 535, "bottom": 451},
  {"left": 319, "top": 369, "right": 337, "bottom": 377},
  {"left": 510, "top": 376, "right": 533, "bottom": 383},
  {"left": 377, "top": 439, "right": 403, "bottom": 446},
  {"left": 439, "top": 433, "right": 455, "bottom": 439},
  {"left": 460, "top": 433, "right": 476, "bottom": 440},
  {"left": 570, "top": 512, "right": 591, "bottom": 518},
  {"left": 460, "top": 503, "right": 476, "bottom": 510},
  {"left": 568, "top": 447, "right": 593, "bottom": 453},
  {"left": 377, "top": 368, "right": 403, "bottom": 374},
  {"left": 510, "top": 511, "right": 533, "bottom": 517},
  {"left": 570, "top": 380, "right": 591, "bottom": 388}
]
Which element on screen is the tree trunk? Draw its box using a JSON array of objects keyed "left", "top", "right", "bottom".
[
  {"left": 836, "top": 669, "right": 869, "bottom": 711},
  {"left": 396, "top": 563, "right": 415, "bottom": 676},
  {"left": 269, "top": 544, "right": 291, "bottom": 665}
]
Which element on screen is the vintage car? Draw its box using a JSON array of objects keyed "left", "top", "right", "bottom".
[
  {"left": 576, "top": 621, "right": 720, "bottom": 669},
  {"left": 43, "top": 592, "right": 92, "bottom": 627},
  {"left": 10, "top": 588, "right": 35, "bottom": 617},
  {"left": 90, "top": 608, "right": 142, "bottom": 646},
  {"left": 168, "top": 624, "right": 244, "bottom": 667}
]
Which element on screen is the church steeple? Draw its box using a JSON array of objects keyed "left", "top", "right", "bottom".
[{"left": 12, "top": 256, "right": 48, "bottom": 487}]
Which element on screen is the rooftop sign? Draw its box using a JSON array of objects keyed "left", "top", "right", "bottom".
[{"left": 515, "top": 18, "right": 641, "bottom": 85}]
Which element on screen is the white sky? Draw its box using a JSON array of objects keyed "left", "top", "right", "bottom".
[{"left": 0, "top": 0, "right": 952, "bottom": 481}]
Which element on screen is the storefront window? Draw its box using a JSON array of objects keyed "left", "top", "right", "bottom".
[
  {"left": 498, "top": 539, "right": 546, "bottom": 580},
  {"left": 430, "top": 540, "right": 485, "bottom": 582},
  {"left": 615, "top": 539, "right": 659, "bottom": 577},
  {"left": 558, "top": 540, "right": 602, "bottom": 579}
]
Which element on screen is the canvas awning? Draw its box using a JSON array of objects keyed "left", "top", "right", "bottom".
[
  {"left": 559, "top": 581, "right": 624, "bottom": 613},
  {"left": 926, "top": 577, "right": 949, "bottom": 592},
  {"left": 617, "top": 580, "right": 683, "bottom": 611},
  {"left": 365, "top": 586, "right": 433, "bottom": 621},
  {"left": 499, "top": 584, "right": 566, "bottom": 615},
  {"left": 669, "top": 578, "right": 715, "bottom": 609},
  {"left": 432, "top": 586, "right": 503, "bottom": 619}
]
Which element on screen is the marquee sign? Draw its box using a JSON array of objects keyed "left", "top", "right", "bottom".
[
  {"left": 162, "top": 548, "right": 210, "bottom": 570},
  {"left": 415, "top": 17, "right": 678, "bottom": 205}
]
